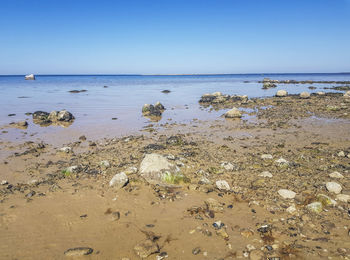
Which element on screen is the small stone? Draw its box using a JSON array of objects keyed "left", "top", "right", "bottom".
[
  {"left": 59, "top": 146, "right": 72, "bottom": 153},
  {"left": 261, "top": 154, "right": 273, "bottom": 159},
  {"left": 64, "top": 247, "right": 93, "bottom": 256},
  {"left": 336, "top": 194, "right": 350, "bottom": 203},
  {"left": 192, "top": 247, "right": 201, "bottom": 255},
  {"left": 220, "top": 162, "right": 235, "bottom": 171},
  {"left": 246, "top": 244, "right": 256, "bottom": 251},
  {"left": 134, "top": 240, "right": 159, "bottom": 258},
  {"left": 344, "top": 91, "right": 350, "bottom": 98},
  {"left": 275, "top": 157, "right": 289, "bottom": 167},
  {"left": 259, "top": 171, "right": 273, "bottom": 178},
  {"left": 276, "top": 90, "right": 288, "bottom": 97},
  {"left": 317, "top": 194, "right": 337, "bottom": 206},
  {"left": 1, "top": 180, "right": 8, "bottom": 185},
  {"left": 224, "top": 107, "right": 242, "bottom": 118},
  {"left": 286, "top": 204, "right": 297, "bottom": 214},
  {"left": 337, "top": 151, "right": 345, "bottom": 157},
  {"left": 100, "top": 160, "right": 110, "bottom": 169},
  {"left": 278, "top": 189, "right": 296, "bottom": 199},
  {"left": 111, "top": 211, "right": 120, "bottom": 221},
  {"left": 329, "top": 171, "right": 344, "bottom": 179},
  {"left": 66, "top": 165, "right": 79, "bottom": 174},
  {"left": 216, "top": 229, "right": 229, "bottom": 239},
  {"left": 199, "top": 177, "right": 211, "bottom": 185},
  {"left": 300, "top": 92, "right": 310, "bottom": 99},
  {"left": 306, "top": 202, "right": 323, "bottom": 213},
  {"left": 125, "top": 166, "right": 138, "bottom": 175},
  {"left": 213, "top": 220, "right": 224, "bottom": 230},
  {"left": 317, "top": 91, "right": 325, "bottom": 96},
  {"left": 326, "top": 182, "right": 342, "bottom": 194},
  {"left": 109, "top": 172, "right": 129, "bottom": 189},
  {"left": 215, "top": 180, "right": 230, "bottom": 191}
]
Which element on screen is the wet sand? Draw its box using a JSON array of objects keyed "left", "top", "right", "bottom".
[{"left": 1, "top": 91, "right": 350, "bottom": 259}]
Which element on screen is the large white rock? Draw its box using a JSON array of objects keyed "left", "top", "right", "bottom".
[
  {"left": 344, "top": 91, "right": 350, "bottom": 98},
  {"left": 139, "top": 153, "right": 178, "bottom": 184},
  {"left": 300, "top": 92, "right": 310, "bottom": 99},
  {"left": 278, "top": 189, "right": 296, "bottom": 199},
  {"left": 224, "top": 107, "right": 242, "bottom": 118},
  {"left": 326, "top": 182, "right": 342, "bottom": 194},
  {"left": 25, "top": 74, "right": 35, "bottom": 80},
  {"left": 276, "top": 90, "right": 288, "bottom": 97},
  {"left": 109, "top": 172, "right": 128, "bottom": 189}
]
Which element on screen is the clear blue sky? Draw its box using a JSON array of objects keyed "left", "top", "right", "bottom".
[{"left": 0, "top": 0, "right": 349, "bottom": 75}]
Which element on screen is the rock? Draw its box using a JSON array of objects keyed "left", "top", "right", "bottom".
[
  {"left": 329, "top": 171, "right": 344, "bottom": 179},
  {"left": 286, "top": 204, "right": 297, "bottom": 214},
  {"left": 224, "top": 107, "right": 242, "bottom": 118},
  {"left": 125, "top": 166, "right": 138, "bottom": 175},
  {"left": 220, "top": 162, "right": 235, "bottom": 171},
  {"left": 1, "top": 180, "right": 8, "bottom": 185},
  {"left": 64, "top": 247, "right": 93, "bottom": 256},
  {"left": 57, "top": 110, "right": 74, "bottom": 122},
  {"left": 109, "top": 172, "right": 129, "bottom": 189},
  {"left": 100, "top": 160, "right": 110, "bottom": 169},
  {"left": 59, "top": 146, "right": 72, "bottom": 153},
  {"left": 259, "top": 171, "right": 273, "bottom": 178},
  {"left": 261, "top": 154, "right": 273, "bottom": 159},
  {"left": 276, "top": 90, "right": 288, "bottom": 97},
  {"left": 66, "top": 165, "right": 79, "bottom": 174},
  {"left": 262, "top": 82, "right": 277, "bottom": 89},
  {"left": 199, "top": 177, "right": 211, "bottom": 185},
  {"left": 216, "top": 229, "right": 229, "bottom": 239},
  {"left": 48, "top": 111, "right": 58, "bottom": 121},
  {"left": 134, "top": 240, "right": 159, "bottom": 258},
  {"left": 215, "top": 180, "right": 230, "bottom": 191},
  {"left": 139, "top": 153, "right": 180, "bottom": 184},
  {"left": 306, "top": 202, "right": 323, "bottom": 213},
  {"left": 317, "top": 194, "right": 337, "bottom": 206},
  {"left": 336, "top": 194, "right": 350, "bottom": 203},
  {"left": 249, "top": 249, "right": 264, "bottom": 260},
  {"left": 161, "top": 90, "right": 171, "bottom": 94},
  {"left": 300, "top": 92, "right": 310, "bottom": 99},
  {"left": 275, "top": 157, "right": 289, "bottom": 167},
  {"left": 192, "top": 247, "right": 201, "bottom": 255},
  {"left": 205, "top": 198, "right": 224, "bottom": 213},
  {"left": 337, "top": 151, "right": 345, "bottom": 157},
  {"left": 278, "top": 189, "right": 296, "bottom": 199},
  {"left": 326, "top": 182, "right": 342, "bottom": 194},
  {"left": 25, "top": 74, "right": 35, "bottom": 80},
  {"left": 344, "top": 91, "right": 350, "bottom": 98},
  {"left": 317, "top": 91, "right": 325, "bottom": 96},
  {"left": 32, "top": 111, "right": 50, "bottom": 121},
  {"left": 154, "top": 101, "right": 165, "bottom": 111},
  {"left": 10, "top": 120, "right": 28, "bottom": 128}
]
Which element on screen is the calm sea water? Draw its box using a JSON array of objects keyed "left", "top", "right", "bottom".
[{"left": 0, "top": 73, "right": 349, "bottom": 144}]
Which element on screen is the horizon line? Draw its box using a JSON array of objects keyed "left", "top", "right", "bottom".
[{"left": 1, "top": 72, "right": 350, "bottom": 77}]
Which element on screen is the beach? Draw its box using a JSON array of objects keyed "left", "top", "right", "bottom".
[{"left": 1, "top": 75, "right": 350, "bottom": 259}]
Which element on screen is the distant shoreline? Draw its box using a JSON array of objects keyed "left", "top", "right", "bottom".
[{"left": 1, "top": 72, "right": 350, "bottom": 77}]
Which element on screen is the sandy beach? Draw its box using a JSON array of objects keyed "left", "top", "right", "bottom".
[{"left": 1, "top": 81, "right": 350, "bottom": 259}]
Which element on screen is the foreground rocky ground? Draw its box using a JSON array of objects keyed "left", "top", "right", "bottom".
[{"left": 0, "top": 91, "right": 350, "bottom": 259}]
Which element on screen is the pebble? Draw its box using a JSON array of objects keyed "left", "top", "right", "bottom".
[
  {"left": 261, "top": 154, "right": 273, "bottom": 159},
  {"left": 306, "top": 202, "right": 323, "bottom": 213},
  {"left": 329, "top": 171, "right": 344, "bottom": 179},
  {"left": 220, "top": 162, "right": 235, "bottom": 171},
  {"left": 326, "top": 182, "right": 342, "bottom": 194},
  {"left": 275, "top": 157, "right": 289, "bottom": 167},
  {"left": 100, "top": 160, "right": 110, "bottom": 169},
  {"left": 317, "top": 194, "right": 337, "bottom": 206},
  {"left": 213, "top": 220, "right": 224, "bottom": 230},
  {"left": 336, "top": 194, "right": 350, "bottom": 203},
  {"left": 286, "top": 204, "right": 297, "bottom": 214},
  {"left": 192, "top": 247, "right": 201, "bottom": 255},
  {"left": 337, "top": 151, "right": 345, "bottom": 157},
  {"left": 64, "top": 247, "right": 93, "bottom": 256},
  {"left": 259, "top": 171, "right": 273, "bottom": 178},
  {"left": 215, "top": 180, "right": 230, "bottom": 191},
  {"left": 59, "top": 146, "right": 72, "bottom": 153},
  {"left": 1, "top": 180, "right": 8, "bottom": 185},
  {"left": 278, "top": 189, "right": 296, "bottom": 199}
]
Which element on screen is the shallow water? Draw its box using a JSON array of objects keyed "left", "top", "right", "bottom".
[{"left": 0, "top": 73, "right": 349, "bottom": 144}]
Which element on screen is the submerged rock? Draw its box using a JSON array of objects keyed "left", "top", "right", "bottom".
[
  {"left": 224, "top": 107, "right": 242, "bottom": 118},
  {"left": 142, "top": 102, "right": 165, "bottom": 117},
  {"left": 262, "top": 82, "right": 277, "bottom": 89},
  {"left": 33, "top": 110, "right": 74, "bottom": 125},
  {"left": 10, "top": 120, "right": 28, "bottom": 129}
]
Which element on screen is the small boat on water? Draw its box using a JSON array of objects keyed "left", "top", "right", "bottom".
[{"left": 25, "top": 74, "right": 35, "bottom": 80}]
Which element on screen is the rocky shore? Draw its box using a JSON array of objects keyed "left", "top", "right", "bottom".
[{"left": 0, "top": 87, "right": 350, "bottom": 259}]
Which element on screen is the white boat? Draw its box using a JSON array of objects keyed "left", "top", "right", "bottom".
[{"left": 25, "top": 74, "right": 35, "bottom": 80}]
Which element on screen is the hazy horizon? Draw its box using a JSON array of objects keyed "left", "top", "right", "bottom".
[{"left": 1, "top": 0, "right": 349, "bottom": 75}]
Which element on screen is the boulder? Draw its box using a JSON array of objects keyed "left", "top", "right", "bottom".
[
  {"left": 142, "top": 103, "right": 164, "bottom": 117},
  {"left": 25, "top": 74, "right": 35, "bottom": 80},
  {"left": 57, "top": 110, "right": 74, "bottom": 121},
  {"left": 224, "top": 107, "right": 242, "bottom": 118},
  {"left": 262, "top": 82, "right": 277, "bottom": 89},
  {"left": 276, "top": 90, "right": 288, "bottom": 97},
  {"left": 139, "top": 153, "right": 180, "bottom": 184}
]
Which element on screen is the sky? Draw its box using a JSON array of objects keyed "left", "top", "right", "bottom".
[{"left": 0, "top": 0, "right": 349, "bottom": 75}]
